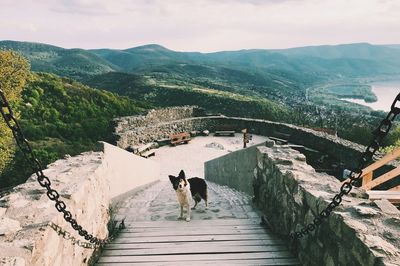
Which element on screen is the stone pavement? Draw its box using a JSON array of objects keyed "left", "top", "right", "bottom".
[{"left": 115, "top": 180, "right": 260, "bottom": 223}]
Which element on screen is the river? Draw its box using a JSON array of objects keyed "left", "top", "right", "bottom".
[{"left": 344, "top": 81, "right": 400, "bottom": 111}]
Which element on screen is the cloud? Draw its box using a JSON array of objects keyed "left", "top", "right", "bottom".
[
  {"left": 50, "top": 0, "right": 114, "bottom": 15},
  {"left": 0, "top": 0, "right": 399, "bottom": 51}
]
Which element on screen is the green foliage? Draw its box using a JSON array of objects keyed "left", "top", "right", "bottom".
[
  {"left": 325, "top": 84, "right": 377, "bottom": 102},
  {"left": 19, "top": 73, "right": 144, "bottom": 142},
  {"left": 0, "top": 50, "right": 31, "bottom": 175},
  {"left": 382, "top": 126, "right": 400, "bottom": 153},
  {"left": 0, "top": 72, "right": 145, "bottom": 188}
]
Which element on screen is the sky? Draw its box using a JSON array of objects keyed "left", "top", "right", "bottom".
[{"left": 1, "top": 0, "right": 400, "bottom": 52}]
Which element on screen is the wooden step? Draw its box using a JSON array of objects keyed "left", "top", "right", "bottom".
[{"left": 97, "top": 219, "right": 299, "bottom": 265}]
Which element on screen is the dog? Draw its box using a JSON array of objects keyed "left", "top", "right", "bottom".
[{"left": 169, "top": 170, "right": 208, "bottom": 221}]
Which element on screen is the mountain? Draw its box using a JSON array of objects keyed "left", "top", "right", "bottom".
[
  {"left": 2, "top": 40, "right": 400, "bottom": 114},
  {"left": 0, "top": 40, "right": 119, "bottom": 79},
  {"left": 382, "top": 44, "right": 400, "bottom": 50},
  {"left": 272, "top": 43, "right": 397, "bottom": 59},
  {"left": 3, "top": 41, "right": 400, "bottom": 84},
  {"left": 91, "top": 44, "right": 202, "bottom": 71}
]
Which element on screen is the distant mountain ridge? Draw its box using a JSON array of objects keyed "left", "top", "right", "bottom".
[
  {"left": 2, "top": 40, "right": 400, "bottom": 80},
  {"left": 0, "top": 40, "right": 118, "bottom": 79}
]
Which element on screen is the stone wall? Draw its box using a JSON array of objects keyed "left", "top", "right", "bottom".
[
  {"left": 205, "top": 142, "right": 267, "bottom": 195},
  {"left": 0, "top": 142, "right": 159, "bottom": 266},
  {"left": 114, "top": 106, "right": 202, "bottom": 139},
  {"left": 115, "top": 117, "right": 214, "bottom": 148},
  {"left": 115, "top": 112, "right": 371, "bottom": 172},
  {"left": 253, "top": 143, "right": 400, "bottom": 265}
]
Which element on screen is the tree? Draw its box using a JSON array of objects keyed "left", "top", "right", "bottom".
[{"left": 0, "top": 50, "right": 30, "bottom": 174}]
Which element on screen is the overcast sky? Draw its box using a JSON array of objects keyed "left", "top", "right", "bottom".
[{"left": 1, "top": 0, "right": 399, "bottom": 52}]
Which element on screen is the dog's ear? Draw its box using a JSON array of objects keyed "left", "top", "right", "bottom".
[
  {"left": 178, "top": 170, "right": 186, "bottom": 179},
  {"left": 168, "top": 175, "right": 175, "bottom": 183}
]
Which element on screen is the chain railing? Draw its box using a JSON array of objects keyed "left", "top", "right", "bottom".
[
  {"left": 0, "top": 87, "right": 109, "bottom": 248},
  {"left": 290, "top": 92, "right": 400, "bottom": 239}
]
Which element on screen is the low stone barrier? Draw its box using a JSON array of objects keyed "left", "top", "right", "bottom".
[
  {"left": 0, "top": 142, "right": 159, "bottom": 265},
  {"left": 253, "top": 143, "right": 400, "bottom": 265},
  {"left": 114, "top": 107, "right": 374, "bottom": 171},
  {"left": 205, "top": 143, "right": 266, "bottom": 195}
]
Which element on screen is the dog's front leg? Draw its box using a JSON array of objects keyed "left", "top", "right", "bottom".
[
  {"left": 185, "top": 203, "right": 191, "bottom": 222},
  {"left": 179, "top": 205, "right": 184, "bottom": 220}
]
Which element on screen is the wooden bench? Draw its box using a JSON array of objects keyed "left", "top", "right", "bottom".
[
  {"left": 268, "top": 136, "right": 288, "bottom": 145},
  {"left": 140, "top": 149, "right": 155, "bottom": 158},
  {"left": 131, "top": 143, "right": 156, "bottom": 158},
  {"left": 169, "top": 132, "right": 191, "bottom": 146},
  {"left": 214, "top": 130, "right": 235, "bottom": 136},
  {"left": 214, "top": 125, "right": 236, "bottom": 137}
]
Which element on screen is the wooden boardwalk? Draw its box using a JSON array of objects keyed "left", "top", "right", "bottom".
[{"left": 97, "top": 219, "right": 300, "bottom": 265}]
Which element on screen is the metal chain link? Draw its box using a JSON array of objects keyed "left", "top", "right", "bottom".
[
  {"left": 290, "top": 92, "right": 400, "bottom": 239},
  {"left": 0, "top": 87, "right": 108, "bottom": 248},
  {"left": 48, "top": 219, "right": 125, "bottom": 249},
  {"left": 49, "top": 222, "right": 97, "bottom": 249}
]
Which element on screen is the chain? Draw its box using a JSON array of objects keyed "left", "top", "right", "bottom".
[
  {"left": 49, "top": 222, "right": 97, "bottom": 249},
  {"left": 0, "top": 87, "right": 108, "bottom": 248},
  {"left": 290, "top": 92, "right": 400, "bottom": 239}
]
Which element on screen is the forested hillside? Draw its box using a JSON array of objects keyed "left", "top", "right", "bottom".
[{"left": 0, "top": 70, "right": 145, "bottom": 188}]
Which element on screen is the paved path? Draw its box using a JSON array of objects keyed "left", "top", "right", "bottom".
[
  {"left": 114, "top": 180, "right": 259, "bottom": 222},
  {"left": 97, "top": 135, "right": 300, "bottom": 265}
]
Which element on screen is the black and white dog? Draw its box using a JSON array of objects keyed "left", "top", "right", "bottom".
[{"left": 169, "top": 170, "right": 208, "bottom": 221}]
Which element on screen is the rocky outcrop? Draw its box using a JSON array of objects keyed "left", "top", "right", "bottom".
[
  {"left": 253, "top": 143, "right": 400, "bottom": 266},
  {"left": 0, "top": 142, "right": 159, "bottom": 265}
]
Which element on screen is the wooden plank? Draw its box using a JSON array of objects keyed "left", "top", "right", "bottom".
[
  {"left": 389, "top": 185, "right": 400, "bottom": 191},
  {"left": 124, "top": 224, "right": 265, "bottom": 233},
  {"left": 362, "top": 147, "right": 400, "bottom": 174},
  {"left": 363, "top": 166, "right": 400, "bottom": 190},
  {"left": 118, "top": 229, "right": 269, "bottom": 238},
  {"left": 97, "top": 258, "right": 300, "bottom": 265},
  {"left": 367, "top": 191, "right": 400, "bottom": 203},
  {"left": 342, "top": 148, "right": 400, "bottom": 184},
  {"left": 105, "top": 239, "right": 286, "bottom": 250},
  {"left": 362, "top": 171, "right": 373, "bottom": 187},
  {"left": 97, "top": 251, "right": 295, "bottom": 263},
  {"left": 101, "top": 244, "right": 288, "bottom": 257},
  {"left": 111, "top": 233, "right": 277, "bottom": 244},
  {"left": 124, "top": 219, "right": 260, "bottom": 228}
]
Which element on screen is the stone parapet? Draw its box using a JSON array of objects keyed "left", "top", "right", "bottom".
[
  {"left": 0, "top": 152, "right": 109, "bottom": 266},
  {"left": 0, "top": 142, "right": 159, "bottom": 265},
  {"left": 115, "top": 112, "right": 370, "bottom": 171},
  {"left": 253, "top": 144, "right": 400, "bottom": 265},
  {"left": 114, "top": 106, "right": 201, "bottom": 134}
]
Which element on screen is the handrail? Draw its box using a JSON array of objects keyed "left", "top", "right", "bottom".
[{"left": 361, "top": 147, "right": 400, "bottom": 190}]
